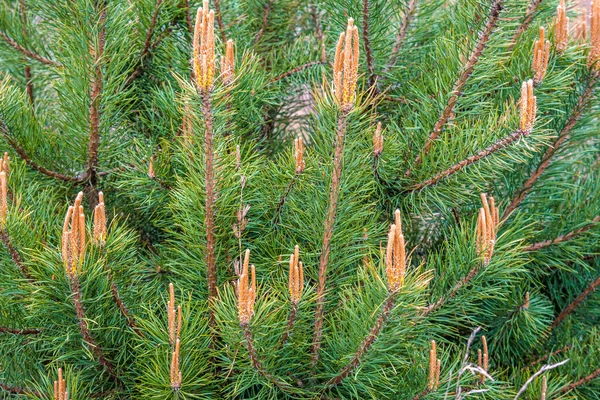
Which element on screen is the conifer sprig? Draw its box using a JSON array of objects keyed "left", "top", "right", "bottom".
[
  {"left": 237, "top": 249, "right": 256, "bottom": 326},
  {"left": 92, "top": 191, "right": 107, "bottom": 246},
  {"left": 555, "top": 0, "right": 569, "bottom": 53},
  {"left": 385, "top": 209, "right": 406, "bottom": 292},
  {"left": 476, "top": 194, "right": 499, "bottom": 265},
  {"left": 532, "top": 27, "right": 550, "bottom": 83},
  {"left": 53, "top": 368, "right": 68, "bottom": 400},
  {"left": 428, "top": 340, "right": 441, "bottom": 391}
]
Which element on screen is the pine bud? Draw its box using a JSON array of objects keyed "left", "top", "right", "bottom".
[
  {"left": 532, "top": 27, "right": 550, "bottom": 83},
  {"left": 385, "top": 209, "right": 406, "bottom": 292},
  {"left": 193, "top": 0, "right": 216, "bottom": 91},
  {"left": 475, "top": 193, "right": 499, "bottom": 265},
  {"left": 168, "top": 283, "right": 182, "bottom": 345},
  {"left": 93, "top": 191, "right": 107, "bottom": 245},
  {"left": 479, "top": 335, "right": 489, "bottom": 383},
  {"left": 575, "top": 18, "right": 588, "bottom": 41},
  {"left": 523, "top": 291, "right": 530, "bottom": 309},
  {"left": 170, "top": 338, "right": 182, "bottom": 389},
  {"left": 148, "top": 155, "right": 155, "bottom": 179},
  {"left": 555, "top": 0, "right": 569, "bottom": 53},
  {"left": 237, "top": 249, "right": 257, "bottom": 325},
  {"left": 53, "top": 367, "right": 68, "bottom": 400},
  {"left": 333, "top": 18, "right": 360, "bottom": 111},
  {"left": 288, "top": 245, "right": 304, "bottom": 304},
  {"left": 62, "top": 192, "right": 86, "bottom": 276},
  {"left": 541, "top": 375, "right": 548, "bottom": 400},
  {"left": 0, "top": 171, "right": 6, "bottom": 227},
  {"left": 2, "top": 152, "right": 9, "bottom": 176},
  {"left": 428, "top": 340, "right": 437, "bottom": 390},
  {"left": 589, "top": 0, "right": 600, "bottom": 69},
  {"left": 235, "top": 145, "right": 241, "bottom": 171},
  {"left": 519, "top": 80, "right": 536, "bottom": 131},
  {"left": 294, "top": 137, "right": 305, "bottom": 174},
  {"left": 221, "top": 39, "right": 235, "bottom": 85},
  {"left": 373, "top": 122, "right": 383, "bottom": 156}
]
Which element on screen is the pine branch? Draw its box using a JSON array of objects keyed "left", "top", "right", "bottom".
[
  {"left": 0, "top": 227, "right": 32, "bottom": 279},
  {"left": 109, "top": 279, "right": 144, "bottom": 337},
  {"left": 526, "top": 345, "right": 572, "bottom": 369},
  {"left": 280, "top": 303, "right": 297, "bottom": 346},
  {"left": 0, "top": 382, "right": 40, "bottom": 397},
  {"left": 503, "top": 73, "right": 600, "bottom": 219},
  {"left": 362, "top": 0, "right": 376, "bottom": 89},
  {"left": 124, "top": 0, "right": 165, "bottom": 87},
  {"left": 0, "top": 327, "right": 40, "bottom": 334},
  {"left": 311, "top": 5, "right": 326, "bottom": 62},
  {"left": 200, "top": 90, "right": 218, "bottom": 330},
  {"left": 0, "top": 30, "right": 60, "bottom": 67},
  {"left": 386, "top": 0, "right": 418, "bottom": 71},
  {"left": 326, "top": 295, "right": 396, "bottom": 387},
  {"left": 508, "top": 0, "right": 543, "bottom": 51},
  {"left": 550, "top": 275, "right": 600, "bottom": 330},
  {"left": 0, "top": 119, "right": 84, "bottom": 182},
  {"left": 408, "top": 128, "right": 529, "bottom": 192},
  {"left": 242, "top": 324, "right": 290, "bottom": 389},
  {"left": 85, "top": 6, "right": 106, "bottom": 206},
  {"left": 254, "top": 0, "right": 273, "bottom": 45},
  {"left": 269, "top": 61, "right": 326, "bottom": 84},
  {"left": 523, "top": 216, "right": 600, "bottom": 251},
  {"left": 69, "top": 277, "right": 121, "bottom": 383},
  {"left": 406, "top": 0, "right": 504, "bottom": 177},
  {"left": 312, "top": 110, "right": 349, "bottom": 369},
  {"left": 424, "top": 262, "right": 482, "bottom": 316},
  {"left": 273, "top": 174, "right": 298, "bottom": 224},
  {"left": 559, "top": 366, "right": 600, "bottom": 393},
  {"left": 19, "top": 0, "right": 34, "bottom": 106}
]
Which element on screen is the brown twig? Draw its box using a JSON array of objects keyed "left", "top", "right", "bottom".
[
  {"left": 326, "top": 295, "right": 396, "bottom": 387},
  {"left": 523, "top": 216, "right": 600, "bottom": 251},
  {"left": 85, "top": 6, "right": 107, "bottom": 207},
  {"left": 0, "top": 227, "right": 32, "bottom": 279},
  {"left": 0, "top": 327, "right": 40, "bottom": 334},
  {"left": 508, "top": 0, "right": 544, "bottom": 51},
  {"left": 312, "top": 111, "right": 349, "bottom": 369},
  {"left": 559, "top": 366, "right": 600, "bottom": 393},
  {"left": 110, "top": 279, "right": 144, "bottom": 337},
  {"left": 424, "top": 263, "right": 481, "bottom": 316},
  {"left": 550, "top": 275, "right": 600, "bottom": 330},
  {"left": 362, "top": 0, "right": 376, "bottom": 88},
  {"left": 0, "top": 382, "right": 40, "bottom": 397},
  {"left": 254, "top": 0, "right": 273, "bottom": 45},
  {"left": 273, "top": 174, "right": 298, "bottom": 224},
  {"left": 386, "top": 0, "right": 418, "bottom": 71},
  {"left": 269, "top": 61, "right": 326, "bottom": 84},
  {"left": 0, "top": 30, "right": 60, "bottom": 67},
  {"left": 242, "top": 324, "right": 290, "bottom": 388},
  {"left": 19, "top": 0, "right": 34, "bottom": 106},
  {"left": 526, "top": 345, "right": 572, "bottom": 369},
  {"left": 280, "top": 303, "right": 298, "bottom": 346},
  {"left": 0, "top": 119, "right": 84, "bottom": 182},
  {"left": 503, "top": 73, "right": 600, "bottom": 219},
  {"left": 408, "top": 128, "right": 529, "bottom": 192},
  {"left": 406, "top": 0, "right": 504, "bottom": 177}
]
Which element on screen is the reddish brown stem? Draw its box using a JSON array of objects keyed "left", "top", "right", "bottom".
[
  {"left": 386, "top": 0, "right": 418, "bottom": 71},
  {"left": 550, "top": 275, "right": 600, "bottom": 330},
  {"left": 200, "top": 91, "right": 218, "bottom": 329},
  {"left": 269, "top": 61, "right": 326, "bottom": 84},
  {"left": 0, "top": 327, "right": 40, "bottom": 334},
  {"left": 503, "top": 73, "right": 600, "bottom": 219},
  {"left": 508, "top": 0, "right": 544, "bottom": 51},
  {"left": 0, "top": 119, "right": 84, "bottom": 182},
  {"left": 280, "top": 303, "right": 298, "bottom": 346},
  {"left": 20, "top": 0, "right": 34, "bottom": 106},
  {"left": 0, "top": 30, "right": 60, "bottom": 67},
  {"left": 362, "top": 0, "right": 376, "bottom": 88},
  {"left": 559, "top": 367, "right": 600, "bottom": 393},
  {"left": 273, "top": 174, "right": 298, "bottom": 224},
  {"left": 69, "top": 277, "right": 121, "bottom": 383},
  {"left": 0, "top": 228, "right": 32, "bottom": 279},
  {"left": 424, "top": 263, "right": 481, "bottom": 316},
  {"left": 327, "top": 295, "right": 396, "bottom": 387},
  {"left": 242, "top": 324, "right": 289, "bottom": 388},
  {"left": 110, "top": 280, "right": 144, "bottom": 337},
  {"left": 254, "top": 0, "right": 273, "bottom": 45},
  {"left": 0, "top": 382, "right": 40, "bottom": 397},
  {"left": 411, "top": 388, "right": 432, "bottom": 400},
  {"left": 523, "top": 216, "right": 600, "bottom": 251},
  {"left": 312, "top": 111, "right": 348, "bottom": 369},
  {"left": 526, "top": 345, "right": 572, "bottom": 369},
  {"left": 86, "top": 7, "right": 106, "bottom": 206},
  {"left": 406, "top": 0, "right": 503, "bottom": 176},
  {"left": 408, "top": 128, "right": 529, "bottom": 191}
]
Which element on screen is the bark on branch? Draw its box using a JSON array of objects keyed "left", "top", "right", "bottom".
[
  {"left": 0, "top": 30, "right": 60, "bottom": 67},
  {"left": 523, "top": 216, "right": 600, "bottom": 251}
]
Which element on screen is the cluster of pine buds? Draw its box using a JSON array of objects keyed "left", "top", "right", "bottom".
[
  {"left": 428, "top": 340, "right": 441, "bottom": 391},
  {"left": 193, "top": 0, "right": 216, "bottom": 91},
  {"left": 532, "top": 27, "right": 550, "bottom": 83},
  {"left": 0, "top": 152, "right": 9, "bottom": 226},
  {"left": 385, "top": 209, "right": 406, "bottom": 292},
  {"left": 333, "top": 18, "right": 359, "bottom": 110},
  {"left": 475, "top": 194, "right": 499, "bottom": 265},
  {"left": 555, "top": 0, "right": 568, "bottom": 53},
  {"left": 477, "top": 335, "right": 489, "bottom": 383},
  {"left": 93, "top": 191, "right": 107, "bottom": 245},
  {"left": 237, "top": 249, "right": 256, "bottom": 325},
  {"left": 590, "top": 0, "right": 600, "bottom": 69},
  {"left": 294, "top": 137, "right": 305, "bottom": 174},
  {"left": 373, "top": 122, "right": 383, "bottom": 156},
  {"left": 288, "top": 245, "right": 304, "bottom": 305},
  {"left": 221, "top": 39, "right": 235, "bottom": 85},
  {"left": 168, "top": 283, "right": 182, "bottom": 389},
  {"left": 62, "top": 192, "right": 86, "bottom": 276},
  {"left": 519, "top": 80, "right": 536, "bottom": 131},
  {"left": 53, "top": 368, "right": 68, "bottom": 400}
]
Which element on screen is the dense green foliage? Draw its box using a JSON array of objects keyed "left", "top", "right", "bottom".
[{"left": 0, "top": 0, "right": 598, "bottom": 398}]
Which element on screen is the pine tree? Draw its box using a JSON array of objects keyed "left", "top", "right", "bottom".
[{"left": 0, "top": 0, "right": 599, "bottom": 398}]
